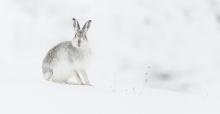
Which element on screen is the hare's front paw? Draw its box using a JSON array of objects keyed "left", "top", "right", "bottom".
[{"left": 65, "top": 77, "right": 82, "bottom": 85}]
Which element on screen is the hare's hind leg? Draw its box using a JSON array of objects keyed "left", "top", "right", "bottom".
[{"left": 43, "top": 67, "right": 54, "bottom": 81}]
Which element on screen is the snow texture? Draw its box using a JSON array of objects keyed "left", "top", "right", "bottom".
[{"left": 0, "top": 0, "right": 220, "bottom": 113}]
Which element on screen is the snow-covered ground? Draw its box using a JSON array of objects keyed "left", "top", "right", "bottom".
[{"left": 0, "top": 0, "right": 220, "bottom": 113}]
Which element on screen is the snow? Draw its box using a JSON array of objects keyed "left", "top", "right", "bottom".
[{"left": 0, "top": 0, "right": 220, "bottom": 113}]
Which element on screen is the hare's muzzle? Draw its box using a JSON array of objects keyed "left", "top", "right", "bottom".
[{"left": 78, "top": 40, "right": 81, "bottom": 47}]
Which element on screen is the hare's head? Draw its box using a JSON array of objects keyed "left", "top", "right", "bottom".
[{"left": 72, "top": 18, "right": 92, "bottom": 48}]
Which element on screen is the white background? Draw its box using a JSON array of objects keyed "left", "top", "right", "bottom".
[{"left": 0, "top": 0, "right": 220, "bottom": 113}]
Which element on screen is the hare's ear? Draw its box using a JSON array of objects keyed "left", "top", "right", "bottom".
[
  {"left": 72, "top": 18, "right": 80, "bottom": 32},
  {"left": 82, "top": 20, "right": 92, "bottom": 33}
]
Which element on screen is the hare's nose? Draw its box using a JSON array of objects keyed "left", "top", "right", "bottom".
[{"left": 78, "top": 40, "right": 81, "bottom": 47}]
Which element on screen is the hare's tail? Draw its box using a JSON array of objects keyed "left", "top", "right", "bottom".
[{"left": 42, "top": 64, "right": 53, "bottom": 80}]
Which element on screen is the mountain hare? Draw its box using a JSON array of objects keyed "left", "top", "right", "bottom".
[{"left": 42, "top": 18, "right": 92, "bottom": 85}]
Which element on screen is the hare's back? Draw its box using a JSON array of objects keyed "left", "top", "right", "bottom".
[
  {"left": 43, "top": 41, "right": 76, "bottom": 64},
  {"left": 42, "top": 41, "right": 78, "bottom": 81}
]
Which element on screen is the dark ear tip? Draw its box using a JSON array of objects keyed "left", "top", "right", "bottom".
[{"left": 72, "top": 18, "right": 76, "bottom": 21}]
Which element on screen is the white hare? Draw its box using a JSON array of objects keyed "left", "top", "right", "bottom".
[{"left": 42, "top": 18, "right": 92, "bottom": 85}]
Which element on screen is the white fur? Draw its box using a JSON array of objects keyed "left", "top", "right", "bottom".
[
  {"left": 51, "top": 44, "right": 91, "bottom": 84},
  {"left": 43, "top": 18, "right": 92, "bottom": 85}
]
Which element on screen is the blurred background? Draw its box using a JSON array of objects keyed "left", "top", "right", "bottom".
[
  {"left": 1, "top": 0, "right": 220, "bottom": 113},
  {"left": 1, "top": 0, "right": 220, "bottom": 93}
]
